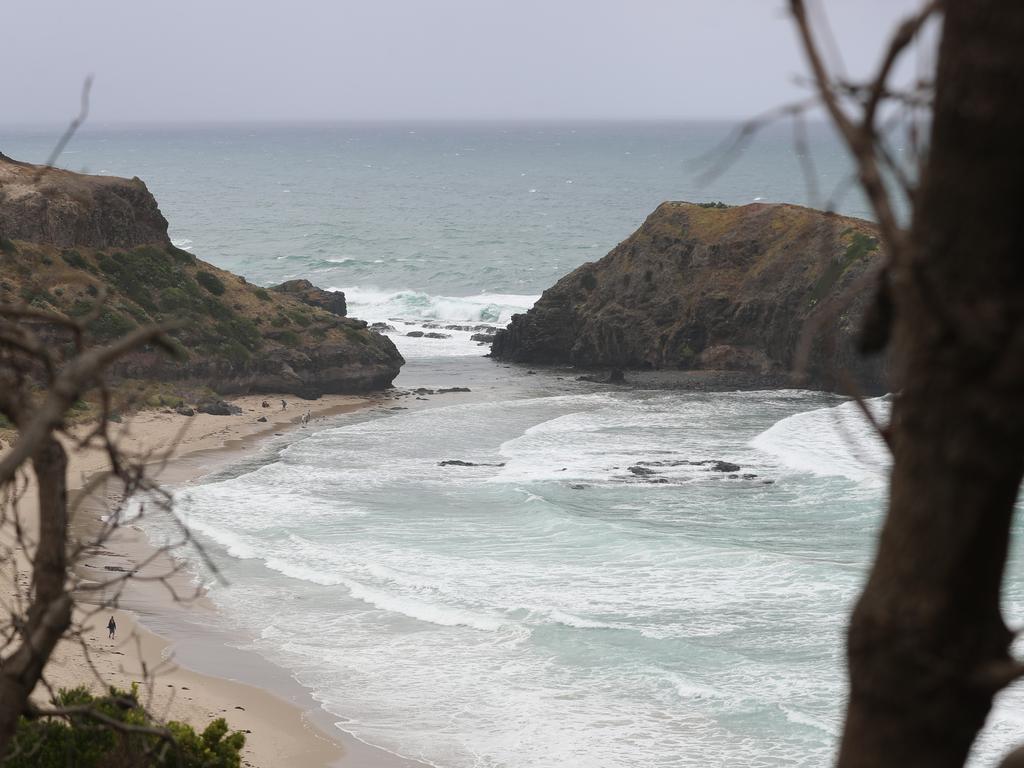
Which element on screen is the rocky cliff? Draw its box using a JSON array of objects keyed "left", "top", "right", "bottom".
[
  {"left": 0, "top": 154, "right": 403, "bottom": 397},
  {"left": 492, "top": 202, "right": 886, "bottom": 393}
]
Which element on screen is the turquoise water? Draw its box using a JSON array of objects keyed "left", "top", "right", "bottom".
[{"left": 3, "top": 122, "right": 1021, "bottom": 765}]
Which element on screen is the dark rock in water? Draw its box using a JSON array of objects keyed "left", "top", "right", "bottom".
[
  {"left": 406, "top": 331, "right": 425, "bottom": 337},
  {"left": 763, "top": 480, "right": 775, "bottom": 485},
  {"left": 437, "top": 387, "right": 471, "bottom": 393},
  {"left": 728, "top": 474, "right": 739, "bottom": 479},
  {"left": 526, "top": 370, "right": 537, "bottom": 375},
  {"left": 197, "top": 400, "right": 242, "bottom": 416},
  {"left": 471, "top": 332, "right": 497, "bottom": 344},
  {"left": 174, "top": 405, "right": 195, "bottom": 417},
  {"left": 570, "top": 484, "right": 588, "bottom": 490},
  {"left": 270, "top": 278, "right": 347, "bottom": 317},
  {"left": 256, "top": 415, "right": 268, "bottom": 422},
  {"left": 647, "top": 477, "right": 670, "bottom": 484},
  {"left": 439, "top": 460, "right": 506, "bottom": 467},
  {"left": 371, "top": 322, "right": 397, "bottom": 332},
  {"left": 608, "top": 368, "right": 626, "bottom": 384},
  {"left": 490, "top": 201, "right": 888, "bottom": 393},
  {"left": 628, "top": 465, "right": 657, "bottom": 476},
  {"left": 423, "top": 332, "right": 451, "bottom": 339},
  {"left": 707, "top": 461, "right": 741, "bottom": 473},
  {"left": 742, "top": 473, "right": 758, "bottom": 479}
]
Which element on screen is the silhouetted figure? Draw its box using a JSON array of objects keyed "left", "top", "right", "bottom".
[
  {"left": 107, "top": 616, "right": 116, "bottom": 639},
  {"left": 281, "top": 399, "right": 287, "bottom": 410},
  {"left": 261, "top": 400, "right": 270, "bottom": 408}
]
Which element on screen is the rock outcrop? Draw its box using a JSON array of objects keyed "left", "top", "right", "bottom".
[
  {"left": 271, "top": 278, "right": 347, "bottom": 317},
  {"left": 0, "top": 154, "right": 403, "bottom": 397},
  {"left": 492, "top": 201, "right": 887, "bottom": 393},
  {"left": 0, "top": 153, "right": 169, "bottom": 248}
]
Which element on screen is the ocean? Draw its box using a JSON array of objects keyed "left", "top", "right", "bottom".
[{"left": 2, "top": 121, "right": 1022, "bottom": 766}]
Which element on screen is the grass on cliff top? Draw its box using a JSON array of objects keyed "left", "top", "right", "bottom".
[{"left": 0, "top": 240, "right": 357, "bottom": 360}]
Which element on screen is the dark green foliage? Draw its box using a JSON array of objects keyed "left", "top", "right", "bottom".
[
  {"left": 580, "top": 272, "right": 598, "bottom": 291},
  {"left": 196, "top": 271, "right": 226, "bottom": 296},
  {"left": 271, "top": 314, "right": 290, "bottom": 328},
  {"left": 253, "top": 287, "right": 271, "bottom": 301},
  {"left": 97, "top": 248, "right": 181, "bottom": 314},
  {"left": 845, "top": 231, "right": 880, "bottom": 262},
  {"left": 68, "top": 299, "right": 96, "bottom": 318},
  {"left": 88, "top": 310, "right": 137, "bottom": 341},
  {"left": 0, "top": 236, "right": 17, "bottom": 254},
  {"left": 6, "top": 686, "right": 244, "bottom": 768},
  {"left": 341, "top": 326, "right": 370, "bottom": 346},
  {"left": 19, "top": 285, "right": 56, "bottom": 306},
  {"left": 288, "top": 311, "right": 313, "bottom": 327},
  {"left": 165, "top": 244, "right": 197, "bottom": 265},
  {"left": 276, "top": 330, "right": 301, "bottom": 347},
  {"left": 697, "top": 201, "right": 730, "bottom": 209},
  {"left": 61, "top": 249, "right": 93, "bottom": 271},
  {"left": 809, "top": 231, "right": 881, "bottom": 305}
]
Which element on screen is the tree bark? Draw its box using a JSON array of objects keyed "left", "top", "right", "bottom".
[
  {"left": 838, "top": 2, "right": 1024, "bottom": 766},
  {"left": 0, "top": 438, "right": 73, "bottom": 750}
]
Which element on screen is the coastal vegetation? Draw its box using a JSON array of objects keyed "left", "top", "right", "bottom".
[{"left": 7, "top": 686, "right": 244, "bottom": 768}]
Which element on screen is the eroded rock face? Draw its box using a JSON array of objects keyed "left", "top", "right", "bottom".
[
  {"left": 492, "top": 201, "right": 887, "bottom": 393},
  {"left": 0, "top": 153, "right": 170, "bottom": 249},
  {"left": 271, "top": 278, "right": 347, "bottom": 317},
  {"left": 0, "top": 155, "right": 403, "bottom": 396}
]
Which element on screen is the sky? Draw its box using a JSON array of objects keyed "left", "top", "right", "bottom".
[{"left": 1, "top": 0, "right": 930, "bottom": 124}]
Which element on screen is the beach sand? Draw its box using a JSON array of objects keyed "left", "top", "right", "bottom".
[{"left": 2, "top": 393, "right": 423, "bottom": 768}]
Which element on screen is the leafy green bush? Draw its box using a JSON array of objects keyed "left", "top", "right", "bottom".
[
  {"left": 6, "top": 685, "right": 245, "bottom": 768},
  {"left": 87, "top": 310, "right": 137, "bottom": 341},
  {"left": 196, "top": 271, "right": 226, "bottom": 296},
  {"left": 61, "top": 250, "right": 92, "bottom": 271},
  {"left": 697, "top": 201, "right": 730, "bottom": 209},
  {"left": 0, "top": 236, "right": 17, "bottom": 254},
  {"left": 253, "top": 287, "right": 271, "bottom": 301}
]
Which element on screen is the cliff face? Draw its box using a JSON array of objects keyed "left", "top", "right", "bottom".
[
  {"left": 492, "top": 202, "right": 886, "bottom": 393},
  {"left": 0, "top": 153, "right": 170, "bottom": 249},
  {"left": 0, "top": 154, "right": 402, "bottom": 397}
]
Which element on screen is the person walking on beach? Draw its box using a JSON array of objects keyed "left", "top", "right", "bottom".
[
  {"left": 281, "top": 399, "right": 287, "bottom": 411},
  {"left": 107, "top": 616, "right": 116, "bottom": 639},
  {"left": 301, "top": 409, "right": 310, "bottom": 427}
]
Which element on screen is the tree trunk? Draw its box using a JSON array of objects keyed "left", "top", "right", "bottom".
[
  {"left": 0, "top": 437, "right": 73, "bottom": 750},
  {"left": 837, "top": 2, "right": 1024, "bottom": 766}
]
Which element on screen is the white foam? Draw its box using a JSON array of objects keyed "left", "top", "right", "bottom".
[
  {"left": 342, "top": 577, "right": 509, "bottom": 632},
  {"left": 750, "top": 398, "right": 890, "bottom": 484},
  {"left": 339, "top": 286, "right": 538, "bottom": 325}
]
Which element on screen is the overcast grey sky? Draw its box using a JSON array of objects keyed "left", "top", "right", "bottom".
[{"left": 2, "top": 1, "right": 928, "bottom": 124}]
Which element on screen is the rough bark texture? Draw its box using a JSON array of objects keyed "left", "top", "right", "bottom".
[
  {"left": 838, "top": 3, "right": 1024, "bottom": 766},
  {"left": 0, "top": 438, "right": 73, "bottom": 750}
]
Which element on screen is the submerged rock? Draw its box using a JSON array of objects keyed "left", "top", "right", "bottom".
[{"left": 438, "top": 460, "right": 506, "bottom": 467}]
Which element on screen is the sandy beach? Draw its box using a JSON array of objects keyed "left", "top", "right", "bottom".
[{"left": 2, "top": 393, "right": 422, "bottom": 768}]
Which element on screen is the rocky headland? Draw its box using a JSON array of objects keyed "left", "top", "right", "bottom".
[
  {"left": 0, "top": 153, "right": 403, "bottom": 397},
  {"left": 492, "top": 201, "right": 887, "bottom": 393}
]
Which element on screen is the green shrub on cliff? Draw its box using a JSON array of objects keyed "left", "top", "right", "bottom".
[
  {"left": 196, "top": 270, "right": 226, "bottom": 296},
  {"left": 6, "top": 685, "right": 245, "bottom": 768}
]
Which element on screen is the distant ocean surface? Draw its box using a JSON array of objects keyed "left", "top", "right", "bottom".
[{"left": 3, "top": 122, "right": 1022, "bottom": 766}]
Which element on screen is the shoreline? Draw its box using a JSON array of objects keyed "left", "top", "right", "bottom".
[{"left": 17, "top": 393, "right": 427, "bottom": 768}]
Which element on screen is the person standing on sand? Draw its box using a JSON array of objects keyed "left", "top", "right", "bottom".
[
  {"left": 281, "top": 399, "right": 287, "bottom": 411},
  {"left": 107, "top": 616, "right": 116, "bottom": 639}
]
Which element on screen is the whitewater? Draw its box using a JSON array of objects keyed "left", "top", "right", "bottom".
[{"left": 4, "top": 122, "right": 1024, "bottom": 765}]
